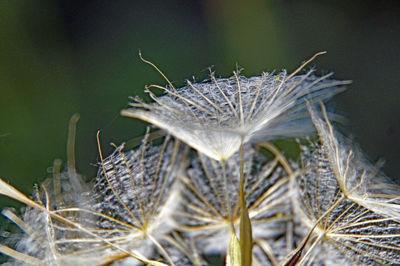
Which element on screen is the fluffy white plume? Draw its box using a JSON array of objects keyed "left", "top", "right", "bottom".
[
  {"left": 174, "top": 145, "right": 294, "bottom": 264},
  {"left": 0, "top": 135, "right": 190, "bottom": 265},
  {"left": 290, "top": 103, "right": 400, "bottom": 265},
  {"left": 122, "top": 55, "right": 349, "bottom": 161}
]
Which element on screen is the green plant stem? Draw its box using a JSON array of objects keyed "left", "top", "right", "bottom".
[
  {"left": 221, "top": 160, "right": 235, "bottom": 232},
  {"left": 239, "top": 143, "right": 252, "bottom": 266}
]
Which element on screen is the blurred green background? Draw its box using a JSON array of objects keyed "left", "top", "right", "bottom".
[{"left": 0, "top": 0, "right": 399, "bottom": 261}]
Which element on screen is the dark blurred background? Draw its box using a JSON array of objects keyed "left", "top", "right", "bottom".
[{"left": 0, "top": 0, "right": 399, "bottom": 261}]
